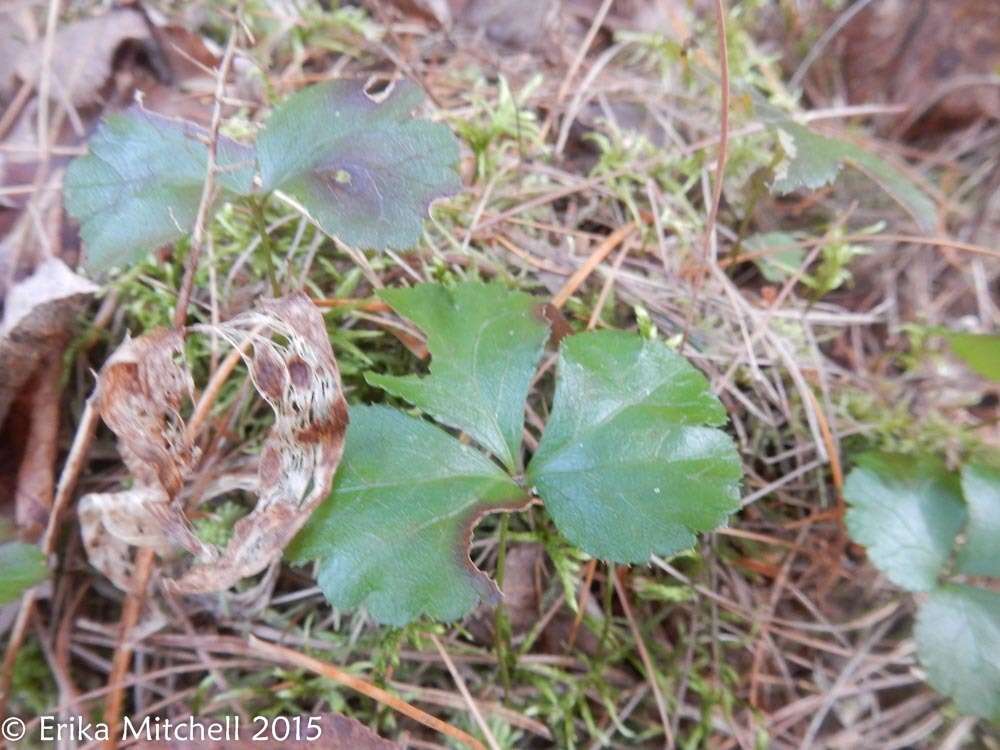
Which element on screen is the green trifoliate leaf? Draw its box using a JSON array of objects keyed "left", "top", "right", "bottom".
[
  {"left": 844, "top": 454, "right": 966, "bottom": 592},
  {"left": 289, "top": 406, "right": 527, "bottom": 626},
  {"left": 64, "top": 108, "right": 255, "bottom": 273},
  {"left": 366, "top": 282, "right": 549, "bottom": 470},
  {"left": 0, "top": 541, "right": 47, "bottom": 605},
  {"left": 915, "top": 584, "right": 1000, "bottom": 723},
  {"left": 526, "top": 331, "right": 742, "bottom": 563},
  {"left": 943, "top": 331, "right": 1000, "bottom": 382},
  {"left": 957, "top": 463, "right": 1000, "bottom": 577},
  {"left": 257, "top": 80, "right": 460, "bottom": 251}
]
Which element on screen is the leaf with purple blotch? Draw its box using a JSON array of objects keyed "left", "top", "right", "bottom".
[{"left": 257, "top": 80, "right": 461, "bottom": 251}]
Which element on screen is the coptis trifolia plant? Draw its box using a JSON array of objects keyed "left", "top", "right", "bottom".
[{"left": 61, "top": 79, "right": 744, "bottom": 629}]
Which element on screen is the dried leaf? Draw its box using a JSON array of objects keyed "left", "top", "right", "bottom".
[
  {"left": 842, "top": 0, "right": 1000, "bottom": 131},
  {"left": 78, "top": 293, "right": 348, "bottom": 594},
  {"left": 13, "top": 7, "right": 151, "bottom": 106},
  {"left": 388, "top": 0, "right": 456, "bottom": 27},
  {"left": 0, "top": 258, "right": 98, "bottom": 426},
  {"left": 460, "top": 0, "right": 559, "bottom": 48},
  {"left": 175, "top": 294, "right": 348, "bottom": 593},
  {"left": 79, "top": 329, "right": 208, "bottom": 592}
]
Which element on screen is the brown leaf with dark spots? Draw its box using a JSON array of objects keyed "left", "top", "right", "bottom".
[
  {"left": 79, "top": 328, "right": 209, "bottom": 593},
  {"left": 78, "top": 293, "right": 348, "bottom": 595}
]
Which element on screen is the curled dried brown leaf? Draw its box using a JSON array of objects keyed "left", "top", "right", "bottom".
[{"left": 79, "top": 293, "right": 348, "bottom": 594}]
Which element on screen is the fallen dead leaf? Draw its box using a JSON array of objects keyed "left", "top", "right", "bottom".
[
  {"left": 502, "top": 543, "right": 546, "bottom": 633},
  {"left": 386, "top": 0, "right": 458, "bottom": 28},
  {"left": 12, "top": 6, "right": 152, "bottom": 107},
  {"left": 0, "top": 257, "right": 98, "bottom": 427},
  {"left": 459, "top": 0, "right": 560, "bottom": 49},
  {"left": 841, "top": 0, "right": 1000, "bottom": 133},
  {"left": 78, "top": 293, "right": 349, "bottom": 595}
]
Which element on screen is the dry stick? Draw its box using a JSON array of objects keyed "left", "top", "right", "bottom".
[
  {"left": 789, "top": 0, "right": 876, "bottom": 90},
  {"left": 248, "top": 636, "right": 486, "bottom": 750},
  {"left": 543, "top": 0, "right": 616, "bottom": 146},
  {"left": 101, "top": 551, "right": 155, "bottom": 749},
  {"left": 565, "top": 559, "right": 597, "bottom": 652},
  {"left": 430, "top": 634, "right": 500, "bottom": 750},
  {"left": 102, "top": 32, "right": 239, "bottom": 749},
  {"left": 0, "top": 396, "right": 100, "bottom": 713},
  {"left": 172, "top": 32, "right": 237, "bottom": 330},
  {"left": 747, "top": 524, "right": 811, "bottom": 708},
  {"left": 586, "top": 240, "right": 632, "bottom": 330},
  {"left": 310, "top": 296, "right": 393, "bottom": 313},
  {"left": 681, "top": 0, "right": 731, "bottom": 345},
  {"left": 864, "top": 233, "right": 1000, "bottom": 260},
  {"left": 611, "top": 569, "right": 673, "bottom": 749},
  {"left": 551, "top": 223, "right": 637, "bottom": 310},
  {"left": 36, "top": 0, "right": 62, "bottom": 154},
  {"left": 388, "top": 681, "right": 551, "bottom": 741}
]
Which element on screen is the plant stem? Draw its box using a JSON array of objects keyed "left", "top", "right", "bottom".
[
  {"left": 493, "top": 514, "right": 514, "bottom": 695},
  {"left": 252, "top": 196, "right": 280, "bottom": 295}
]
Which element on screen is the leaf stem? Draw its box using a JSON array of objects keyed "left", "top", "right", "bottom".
[
  {"left": 252, "top": 195, "right": 280, "bottom": 295},
  {"left": 493, "top": 514, "right": 514, "bottom": 694}
]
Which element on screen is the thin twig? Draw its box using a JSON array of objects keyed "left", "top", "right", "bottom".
[
  {"left": 431, "top": 634, "right": 500, "bottom": 750},
  {"left": 546, "top": 0, "right": 616, "bottom": 147},
  {"left": 103, "top": 31, "right": 239, "bottom": 747},
  {"left": 680, "top": 0, "right": 731, "bottom": 351},
  {"left": 552, "top": 223, "right": 637, "bottom": 309},
  {"left": 173, "top": 32, "right": 238, "bottom": 330},
  {"left": 612, "top": 569, "right": 673, "bottom": 749},
  {"left": 249, "top": 636, "right": 487, "bottom": 750}
]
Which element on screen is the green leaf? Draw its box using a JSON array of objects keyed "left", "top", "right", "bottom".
[
  {"left": 943, "top": 331, "right": 1000, "bottom": 382},
  {"left": 64, "top": 108, "right": 255, "bottom": 273},
  {"left": 772, "top": 123, "right": 844, "bottom": 194},
  {"left": 772, "top": 121, "right": 936, "bottom": 232},
  {"left": 0, "top": 542, "right": 47, "bottom": 605},
  {"left": 957, "top": 463, "right": 1000, "bottom": 577},
  {"left": 289, "top": 406, "right": 526, "bottom": 626},
  {"left": 844, "top": 454, "right": 966, "bottom": 592},
  {"left": 915, "top": 584, "right": 1000, "bottom": 723},
  {"left": 366, "top": 282, "right": 549, "bottom": 470},
  {"left": 743, "top": 231, "right": 805, "bottom": 282},
  {"left": 257, "top": 80, "right": 460, "bottom": 251},
  {"left": 526, "top": 331, "right": 742, "bottom": 563}
]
